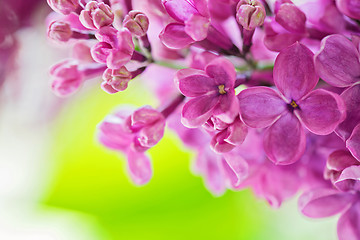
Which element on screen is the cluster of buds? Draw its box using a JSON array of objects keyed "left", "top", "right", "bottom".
[{"left": 45, "top": 0, "right": 360, "bottom": 239}]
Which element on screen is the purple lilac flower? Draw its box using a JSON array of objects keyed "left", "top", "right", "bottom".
[
  {"left": 43, "top": 1, "right": 360, "bottom": 238},
  {"left": 98, "top": 106, "right": 166, "bottom": 185},
  {"left": 91, "top": 27, "right": 135, "bottom": 69},
  {"left": 238, "top": 42, "right": 346, "bottom": 164},
  {"left": 176, "top": 57, "right": 239, "bottom": 128},
  {"left": 79, "top": 1, "right": 114, "bottom": 30},
  {"left": 299, "top": 150, "right": 360, "bottom": 240},
  {"left": 315, "top": 34, "right": 360, "bottom": 161}
]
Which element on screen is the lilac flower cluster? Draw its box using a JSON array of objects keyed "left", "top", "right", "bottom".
[{"left": 46, "top": 0, "right": 360, "bottom": 239}]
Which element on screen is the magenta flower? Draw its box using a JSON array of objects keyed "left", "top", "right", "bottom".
[
  {"left": 123, "top": 10, "right": 149, "bottom": 37},
  {"left": 159, "top": 0, "right": 210, "bottom": 48},
  {"left": 50, "top": 59, "right": 84, "bottom": 97},
  {"left": 194, "top": 146, "right": 249, "bottom": 196},
  {"left": 91, "top": 27, "right": 134, "bottom": 69},
  {"left": 101, "top": 67, "right": 132, "bottom": 94},
  {"left": 299, "top": 150, "right": 360, "bottom": 240},
  {"left": 236, "top": 0, "right": 266, "bottom": 31},
  {"left": 238, "top": 42, "right": 346, "bottom": 164},
  {"left": 47, "top": 21, "right": 73, "bottom": 42},
  {"left": 207, "top": 116, "right": 248, "bottom": 153},
  {"left": 315, "top": 34, "right": 360, "bottom": 160},
  {"left": 50, "top": 59, "right": 106, "bottom": 97},
  {"left": 79, "top": 1, "right": 114, "bottom": 30},
  {"left": 98, "top": 106, "right": 166, "bottom": 185},
  {"left": 264, "top": 3, "right": 307, "bottom": 52},
  {"left": 175, "top": 57, "right": 239, "bottom": 128}
]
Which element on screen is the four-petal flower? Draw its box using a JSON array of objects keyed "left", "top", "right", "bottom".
[{"left": 238, "top": 42, "right": 346, "bottom": 164}]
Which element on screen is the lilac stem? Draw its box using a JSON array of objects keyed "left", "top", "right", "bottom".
[
  {"left": 131, "top": 67, "right": 146, "bottom": 79},
  {"left": 160, "top": 94, "right": 186, "bottom": 119},
  {"left": 241, "top": 28, "right": 255, "bottom": 55},
  {"left": 82, "top": 64, "right": 107, "bottom": 79},
  {"left": 140, "top": 34, "right": 152, "bottom": 53},
  {"left": 71, "top": 31, "right": 95, "bottom": 40},
  {"left": 131, "top": 51, "right": 147, "bottom": 62}
]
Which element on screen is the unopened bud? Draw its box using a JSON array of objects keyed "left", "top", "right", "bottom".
[
  {"left": 48, "top": 21, "right": 72, "bottom": 42},
  {"left": 236, "top": 0, "right": 266, "bottom": 31},
  {"left": 101, "top": 67, "right": 132, "bottom": 93},
  {"left": 47, "top": 0, "right": 79, "bottom": 15},
  {"left": 50, "top": 59, "right": 84, "bottom": 97},
  {"left": 123, "top": 10, "right": 149, "bottom": 37},
  {"left": 79, "top": 1, "right": 114, "bottom": 30}
]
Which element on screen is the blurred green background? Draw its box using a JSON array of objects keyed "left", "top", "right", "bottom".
[{"left": 40, "top": 80, "right": 337, "bottom": 240}]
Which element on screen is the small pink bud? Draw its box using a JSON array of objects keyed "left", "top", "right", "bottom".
[
  {"left": 47, "top": 0, "right": 79, "bottom": 15},
  {"left": 236, "top": 0, "right": 266, "bottom": 31},
  {"left": 123, "top": 10, "right": 149, "bottom": 37},
  {"left": 50, "top": 59, "right": 84, "bottom": 97},
  {"left": 101, "top": 67, "right": 132, "bottom": 93},
  {"left": 79, "top": 1, "right": 114, "bottom": 30},
  {"left": 48, "top": 21, "right": 73, "bottom": 42},
  {"left": 92, "top": 27, "right": 134, "bottom": 69}
]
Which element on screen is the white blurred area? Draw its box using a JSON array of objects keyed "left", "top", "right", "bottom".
[{"left": 0, "top": 7, "right": 104, "bottom": 240}]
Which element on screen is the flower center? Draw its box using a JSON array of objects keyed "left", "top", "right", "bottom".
[
  {"left": 218, "top": 85, "right": 226, "bottom": 94},
  {"left": 290, "top": 100, "right": 298, "bottom": 109}
]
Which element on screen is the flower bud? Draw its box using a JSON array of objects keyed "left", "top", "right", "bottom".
[
  {"left": 92, "top": 27, "right": 134, "bottom": 69},
  {"left": 123, "top": 10, "right": 149, "bottom": 37},
  {"left": 101, "top": 67, "right": 132, "bottom": 93},
  {"left": 47, "top": 0, "right": 79, "bottom": 15},
  {"left": 79, "top": 1, "right": 114, "bottom": 30},
  {"left": 48, "top": 21, "right": 72, "bottom": 42},
  {"left": 236, "top": 0, "right": 266, "bottom": 31},
  {"left": 50, "top": 59, "right": 84, "bottom": 97}
]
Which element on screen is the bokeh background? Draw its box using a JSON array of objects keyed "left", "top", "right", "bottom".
[{"left": 0, "top": 1, "right": 338, "bottom": 239}]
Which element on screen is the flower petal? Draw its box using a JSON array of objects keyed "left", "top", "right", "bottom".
[
  {"left": 194, "top": 148, "right": 226, "bottom": 196},
  {"left": 263, "top": 19, "right": 304, "bottom": 52},
  {"left": 335, "top": 166, "right": 360, "bottom": 192},
  {"left": 337, "top": 84, "right": 360, "bottom": 140},
  {"left": 184, "top": 13, "right": 209, "bottom": 41},
  {"left": 213, "top": 91, "right": 239, "bottom": 124},
  {"left": 299, "top": 188, "right": 355, "bottom": 218},
  {"left": 314, "top": 34, "right": 360, "bottom": 87},
  {"left": 181, "top": 95, "right": 218, "bottom": 128},
  {"left": 347, "top": 123, "right": 360, "bottom": 161},
  {"left": 337, "top": 201, "right": 360, "bottom": 240},
  {"left": 275, "top": 3, "right": 306, "bottom": 34},
  {"left": 210, "top": 130, "right": 236, "bottom": 153},
  {"left": 222, "top": 155, "right": 249, "bottom": 188},
  {"left": 163, "top": 0, "right": 197, "bottom": 22},
  {"left": 176, "top": 68, "right": 216, "bottom": 97},
  {"left": 97, "top": 111, "right": 132, "bottom": 151},
  {"left": 327, "top": 150, "right": 359, "bottom": 172},
  {"left": 159, "top": 23, "right": 195, "bottom": 49},
  {"left": 264, "top": 112, "right": 306, "bottom": 165},
  {"left": 296, "top": 89, "right": 346, "bottom": 135},
  {"left": 210, "top": 118, "right": 248, "bottom": 153},
  {"left": 273, "top": 42, "right": 318, "bottom": 101},
  {"left": 336, "top": 0, "right": 360, "bottom": 21},
  {"left": 138, "top": 119, "right": 165, "bottom": 148},
  {"left": 205, "top": 58, "right": 236, "bottom": 87},
  {"left": 127, "top": 149, "right": 152, "bottom": 185},
  {"left": 238, "top": 87, "right": 286, "bottom": 128}
]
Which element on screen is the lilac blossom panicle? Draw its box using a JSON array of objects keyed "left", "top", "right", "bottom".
[{"left": 45, "top": 0, "right": 360, "bottom": 239}]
